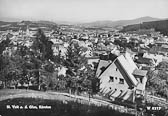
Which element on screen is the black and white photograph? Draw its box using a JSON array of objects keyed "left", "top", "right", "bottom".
[{"left": 0, "top": 0, "right": 168, "bottom": 116}]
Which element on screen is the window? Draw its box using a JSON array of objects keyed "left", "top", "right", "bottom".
[
  {"left": 100, "top": 67, "right": 106, "bottom": 73},
  {"left": 115, "top": 77, "right": 117, "bottom": 80},
  {"left": 140, "top": 78, "right": 143, "bottom": 83},
  {"left": 119, "top": 78, "right": 124, "bottom": 84},
  {"left": 109, "top": 76, "right": 114, "bottom": 82}
]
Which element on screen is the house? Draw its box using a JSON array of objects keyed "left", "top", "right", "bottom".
[
  {"left": 87, "top": 56, "right": 99, "bottom": 69},
  {"left": 57, "top": 66, "right": 68, "bottom": 77},
  {"left": 143, "top": 53, "right": 163, "bottom": 66},
  {"left": 96, "top": 53, "right": 147, "bottom": 102},
  {"left": 52, "top": 44, "right": 67, "bottom": 57},
  {"left": 135, "top": 57, "right": 155, "bottom": 66},
  {"left": 132, "top": 69, "right": 147, "bottom": 95}
]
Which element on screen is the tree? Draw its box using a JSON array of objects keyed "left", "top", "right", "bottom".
[
  {"left": 0, "top": 54, "right": 23, "bottom": 88},
  {"left": 156, "top": 61, "right": 168, "bottom": 70},
  {"left": 0, "top": 29, "right": 57, "bottom": 89},
  {"left": 0, "top": 36, "right": 11, "bottom": 54},
  {"left": 147, "top": 69, "right": 168, "bottom": 99},
  {"left": 32, "top": 29, "right": 54, "bottom": 61},
  {"left": 29, "top": 29, "right": 55, "bottom": 88},
  {"left": 63, "top": 42, "right": 98, "bottom": 95},
  {"left": 0, "top": 36, "right": 13, "bottom": 88},
  {"left": 81, "top": 64, "right": 100, "bottom": 95},
  {"left": 63, "top": 42, "right": 86, "bottom": 94}
]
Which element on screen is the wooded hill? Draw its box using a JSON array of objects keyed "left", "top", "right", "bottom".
[{"left": 121, "top": 20, "right": 168, "bottom": 36}]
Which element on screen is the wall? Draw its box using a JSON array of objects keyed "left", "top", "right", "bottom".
[{"left": 99, "top": 62, "right": 132, "bottom": 100}]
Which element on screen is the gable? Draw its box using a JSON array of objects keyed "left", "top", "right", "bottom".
[
  {"left": 99, "top": 62, "right": 130, "bottom": 90},
  {"left": 98, "top": 55, "right": 138, "bottom": 88}
]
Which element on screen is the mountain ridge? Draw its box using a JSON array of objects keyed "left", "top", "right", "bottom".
[
  {"left": 0, "top": 16, "right": 167, "bottom": 28},
  {"left": 79, "top": 16, "right": 161, "bottom": 28}
]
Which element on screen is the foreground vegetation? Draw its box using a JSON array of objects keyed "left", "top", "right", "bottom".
[
  {"left": 0, "top": 97, "right": 135, "bottom": 116},
  {"left": 0, "top": 28, "right": 99, "bottom": 95},
  {"left": 0, "top": 89, "right": 168, "bottom": 116},
  {"left": 0, "top": 89, "right": 134, "bottom": 116}
]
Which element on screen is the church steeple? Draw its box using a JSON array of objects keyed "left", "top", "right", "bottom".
[{"left": 26, "top": 25, "right": 30, "bottom": 36}]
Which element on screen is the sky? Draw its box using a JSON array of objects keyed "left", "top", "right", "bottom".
[{"left": 0, "top": 0, "right": 168, "bottom": 22}]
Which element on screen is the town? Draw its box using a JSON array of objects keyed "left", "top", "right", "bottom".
[{"left": 0, "top": 19, "right": 168, "bottom": 116}]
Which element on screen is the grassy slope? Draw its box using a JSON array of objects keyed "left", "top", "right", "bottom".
[
  {"left": 0, "top": 89, "right": 134, "bottom": 116},
  {"left": 0, "top": 98, "right": 134, "bottom": 116},
  {"left": 0, "top": 89, "right": 167, "bottom": 116}
]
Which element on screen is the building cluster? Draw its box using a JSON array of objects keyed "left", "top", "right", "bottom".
[{"left": 1, "top": 23, "right": 168, "bottom": 103}]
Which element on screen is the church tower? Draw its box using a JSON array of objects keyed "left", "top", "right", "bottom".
[{"left": 26, "top": 25, "right": 30, "bottom": 37}]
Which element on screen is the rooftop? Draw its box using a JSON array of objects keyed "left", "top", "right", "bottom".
[{"left": 133, "top": 69, "right": 148, "bottom": 77}]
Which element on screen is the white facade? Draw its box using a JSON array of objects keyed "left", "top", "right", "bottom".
[
  {"left": 97, "top": 53, "right": 147, "bottom": 102},
  {"left": 99, "top": 61, "right": 133, "bottom": 101}
]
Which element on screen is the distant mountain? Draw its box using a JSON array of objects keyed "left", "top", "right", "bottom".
[
  {"left": 0, "top": 21, "right": 13, "bottom": 25},
  {"left": 0, "top": 20, "right": 58, "bottom": 26},
  {"left": 0, "top": 16, "right": 166, "bottom": 30},
  {"left": 0, "top": 17, "right": 22, "bottom": 22},
  {"left": 0, "top": 21, "right": 17, "bottom": 26},
  {"left": 80, "top": 16, "right": 161, "bottom": 28},
  {"left": 0, "top": 20, "right": 58, "bottom": 31},
  {"left": 33, "top": 20, "right": 57, "bottom": 25}
]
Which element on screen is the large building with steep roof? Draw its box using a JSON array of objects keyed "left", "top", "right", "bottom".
[{"left": 96, "top": 53, "right": 147, "bottom": 102}]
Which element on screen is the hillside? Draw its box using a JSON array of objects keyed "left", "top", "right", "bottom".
[
  {"left": 33, "top": 20, "right": 57, "bottom": 25},
  {"left": 0, "top": 89, "right": 135, "bottom": 116},
  {"left": 0, "top": 17, "right": 162, "bottom": 31},
  {"left": 0, "top": 89, "right": 167, "bottom": 116},
  {"left": 80, "top": 16, "right": 160, "bottom": 28},
  {"left": 121, "top": 20, "right": 168, "bottom": 36},
  {"left": 0, "top": 20, "right": 58, "bottom": 31}
]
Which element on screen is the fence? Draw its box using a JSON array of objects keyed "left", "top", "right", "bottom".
[{"left": 146, "top": 94, "right": 168, "bottom": 108}]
